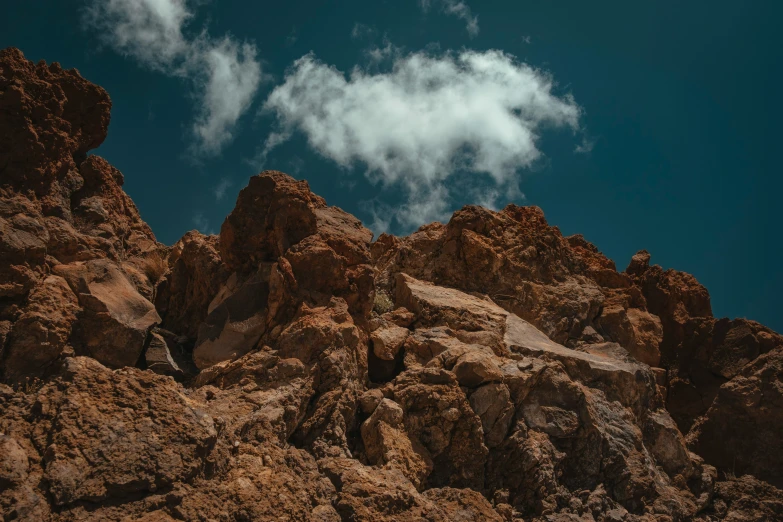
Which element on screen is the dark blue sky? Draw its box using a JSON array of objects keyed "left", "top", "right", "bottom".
[{"left": 3, "top": 1, "right": 781, "bottom": 332}]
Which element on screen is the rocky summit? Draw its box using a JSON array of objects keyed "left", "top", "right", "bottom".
[{"left": 1, "top": 47, "right": 781, "bottom": 522}]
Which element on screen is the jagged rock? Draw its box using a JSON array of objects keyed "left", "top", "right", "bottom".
[
  {"left": 219, "top": 172, "right": 375, "bottom": 318},
  {"left": 0, "top": 48, "right": 110, "bottom": 189},
  {"left": 278, "top": 299, "right": 367, "bottom": 458},
  {"left": 1, "top": 275, "right": 78, "bottom": 382},
  {"left": 371, "top": 324, "right": 409, "bottom": 361},
  {"left": 596, "top": 305, "right": 663, "bottom": 366},
  {"left": 1, "top": 45, "right": 782, "bottom": 522},
  {"left": 0, "top": 434, "right": 28, "bottom": 487},
  {"left": 360, "top": 398, "right": 433, "bottom": 488},
  {"left": 468, "top": 382, "right": 514, "bottom": 448},
  {"left": 375, "top": 206, "right": 607, "bottom": 345},
  {"left": 145, "top": 331, "right": 183, "bottom": 378},
  {"left": 701, "top": 475, "right": 783, "bottom": 521},
  {"left": 155, "top": 231, "right": 228, "bottom": 339},
  {"left": 319, "top": 457, "right": 502, "bottom": 521},
  {"left": 386, "top": 274, "right": 715, "bottom": 518},
  {"left": 0, "top": 357, "right": 216, "bottom": 518},
  {"left": 453, "top": 351, "right": 504, "bottom": 387},
  {"left": 687, "top": 346, "right": 783, "bottom": 488},
  {"left": 54, "top": 259, "right": 160, "bottom": 368},
  {"left": 192, "top": 270, "right": 270, "bottom": 369},
  {"left": 0, "top": 48, "right": 160, "bottom": 384}
]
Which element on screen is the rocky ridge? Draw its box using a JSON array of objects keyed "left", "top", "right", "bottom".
[{"left": 1, "top": 48, "right": 781, "bottom": 521}]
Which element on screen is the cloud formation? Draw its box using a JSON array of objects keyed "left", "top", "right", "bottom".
[
  {"left": 420, "top": 0, "right": 479, "bottom": 37},
  {"left": 84, "top": 0, "right": 261, "bottom": 155},
  {"left": 213, "top": 178, "right": 233, "bottom": 201},
  {"left": 263, "top": 49, "right": 580, "bottom": 230}
]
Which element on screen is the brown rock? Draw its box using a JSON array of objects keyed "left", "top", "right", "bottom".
[
  {"left": 0, "top": 435, "right": 28, "bottom": 488},
  {"left": 154, "top": 231, "right": 227, "bottom": 339},
  {"left": 687, "top": 346, "right": 783, "bottom": 488},
  {"left": 626, "top": 307, "right": 663, "bottom": 366},
  {"left": 371, "top": 324, "right": 409, "bottom": 361},
  {"left": 54, "top": 259, "right": 160, "bottom": 368},
  {"left": 0, "top": 47, "right": 110, "bottom": 190},
  {"left": 1, "top": 275, "right": 78, "bottom": 382},
  {"left": 2, "top": 45, "right": 783, "bottom": 522},
  {"left": 422, "top": 488, "right": 504, "bottom": 521},
  {"left": 360, "top": 398, "right": 433, "bottom": 488},
  {"left": 1, "top": 357, "right": 216, "bottom": 511},
  {"left": 453, "top": 351, "right": 503, "bottom": 387},
  {"left": 0, "top": 48, "right": 160, "bottom": 384},
  {"left": 705, "top": 475, "right": 783, "bottom": 521},
  {"left": 468, "top": 382, "right": 514, "bottom": 448},
  {"left": 192, "top": 270, "right": 269, "bottom": 369},
  {"left": 144, "top": 331, "right": 183, "bottom": 378}
]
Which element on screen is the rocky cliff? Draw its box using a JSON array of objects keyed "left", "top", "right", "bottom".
[{"left": 1, "top": 48, "right": 781, "bottom": 522}]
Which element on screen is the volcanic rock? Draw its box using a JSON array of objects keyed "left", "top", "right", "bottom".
[{"left": 1, "top": 47, "right": 782, "bottom": 522}]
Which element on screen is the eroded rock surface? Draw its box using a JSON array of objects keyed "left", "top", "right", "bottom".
[
  {"left": 0, "top": 47, "right": 162, "bottom": 385},
  {"left": 1, "top": 47, "right": 782, "bottom": 522}
]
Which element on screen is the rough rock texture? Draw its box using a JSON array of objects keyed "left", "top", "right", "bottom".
[
  {"left": 1, "top": 47, "right": 782, "bottom": 521},
  {"left": 0, "top": 47, "right": 162, "bottom": 385}
]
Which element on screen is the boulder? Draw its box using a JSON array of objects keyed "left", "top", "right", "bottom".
[
  {"left": 192, "top": 271, "right": 269, "bottom": 369},
  {"left": 0, "top": 357, "right": 216, "bottom": 510},
  {"left": 54, "top": 259, "right": 160, "bottom": 368},
  {"left": 145, "top": 331, "right": 183, "bottom": 378},
  {"left": 1, "top": 275, "right": 78, "bottom": 382},
  {"left": 370, "top": 324, "right": 409, "bottom": 361}
]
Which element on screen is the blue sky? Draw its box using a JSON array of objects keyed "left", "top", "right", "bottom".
[{"left": 2, "top": 1, "right": 781, "bottom": 332}]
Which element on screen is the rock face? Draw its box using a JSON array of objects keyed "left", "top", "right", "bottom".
[
  {"left": 1, "top": 47, "right": 782, "bottom": 521},
  {"left": 0, "top": 48, "right": 162, "bottom": 386}
]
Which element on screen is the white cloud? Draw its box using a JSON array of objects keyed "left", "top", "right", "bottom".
[
  {"left": 263, "top": 49, "right": 580, "bottom": 231},
  {"left": 419, "top": 0, "right": 479, "bottom": 37},
  {"left": 193, "top": 39, "right": 261, "bottom": 154},
  {"left": 84, "top": 0, "right": 261, "bottom": 155},
  {"left": 213, "top": 178, "right": 233, "bottom": 200},
  {"left": 365, "top": 39, "right": 401, "bottom": 64}
]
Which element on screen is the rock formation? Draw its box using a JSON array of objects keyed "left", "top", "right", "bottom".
[{"left": 1, "top": 48, "right": 781, "bottom": 521}]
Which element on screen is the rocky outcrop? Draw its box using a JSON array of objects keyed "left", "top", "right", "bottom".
[
  {"left": 0, "top": 357, "right": 217, "bottom": 519},
  {"left": 1, "top": 47, "right": 782, "bottom": 521},
  {"left": 184, "top": 171, "right": 375, "bottom": 370},
  {"left": 0, "top": 48, "right": 162, "bottom": 384}
]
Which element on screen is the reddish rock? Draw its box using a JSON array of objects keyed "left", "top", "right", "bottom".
[
  {"left": 154, "top": 231, "right": 227, "bottom": 339},
  {"left": 687, "top": 346, "right": 783, "bottom": 488},
  {"left": 1, "top": 275, "right": 78, "bottom": 382},
  {"left": 0, "top": 49, "right": 160, "bottom": 384},
  {"left": 54, "top": 259, "right": 161, "bottom": 369},
  {"left": 370, "top": 324, "right": 409, "bottom": 361},
  {"left": 1, "top": 45, "right": 782, "bottom": 522}
]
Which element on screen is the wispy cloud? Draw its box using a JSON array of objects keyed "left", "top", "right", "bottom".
[
  {"left": 419, "top": 0, "right": 480, "bottom": 37},
  {"left": 351, "top": 23, "right": 376, "bottom": 41},
  {"left": 83, "top": 0, "right": 262, "bottom": 155},
  {"left": 192, "top": 212, "right": 215, "bottom": 235},
  {"left": 285, "top": 27, "right": 298, "bottom": 47},
  {"left": 262, "top": 49, "right": 580, "bottom": 231},
  {"left": 575, "top": 136, "right": 596, "bottom": 154},
  {"left": 213, "top": 178, "right": 233, "bottom": 200},
  {"left": 365, "top": 39, "right": 402, "bottom": 64}
]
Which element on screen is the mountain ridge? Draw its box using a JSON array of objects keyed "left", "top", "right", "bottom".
[{"left": 1, "top": 47, "right": 781, "bottom": 522}]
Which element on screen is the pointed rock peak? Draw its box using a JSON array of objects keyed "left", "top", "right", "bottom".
[{"left": 626, "top": 249, "right": 652, "bottom": 276}]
